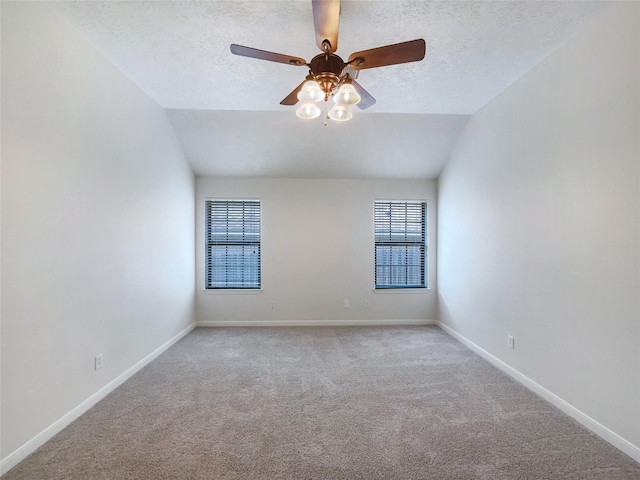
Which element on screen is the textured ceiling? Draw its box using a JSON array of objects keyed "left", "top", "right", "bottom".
[
  {"left": 48, "top": 1, "right": 611, "bottom": 178},
  {"left": 166, "top": 110, "right": 469, "bottom": 178}
]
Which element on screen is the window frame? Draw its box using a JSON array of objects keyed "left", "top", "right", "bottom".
[
  {"left": 205, "top": 199, "right": 262, "bottom": 290},
  {"left": 374, "top": 200, "right": 427, "bottom": 290}
]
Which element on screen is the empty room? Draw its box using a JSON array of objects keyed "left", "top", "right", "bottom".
[{"left": 1, "top": 0, "right": 639, "bottom": 478}]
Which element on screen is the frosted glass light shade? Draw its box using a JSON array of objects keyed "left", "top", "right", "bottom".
[
  {"left": 333, "top": 83, "right": 361, "bottom": 106},
  {"left": 297, "top": 80, "right": 324, "bottom": 103},
  {"left": 328, "top": 105, "right": 352, "bottom": 122},
  {"left": 296, "top": 103, "right": 321, "bottom": 119}
]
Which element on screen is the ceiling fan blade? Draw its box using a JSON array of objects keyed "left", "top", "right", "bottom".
[
  {"left": 347, "top": 39, "right": 426, "bottom": 70},
  {"left": 351, "top": 79, "right": 376, "bottom": 110},
  {"left": 312, "top": 0, "right": 340, "bottom": 53},
  {"left": 230, "top": 44, "right": 307, "bottom": 66},
  {"left": 280, "top": 80, "right": 307, "bottom": 106}
]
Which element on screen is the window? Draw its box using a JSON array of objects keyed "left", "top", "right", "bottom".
[
  {"left": 374, "top": 201, "right": 427, "bottom": 289},
  {"left": 205, "top": 200, "right": 261, "bottom": 289}
]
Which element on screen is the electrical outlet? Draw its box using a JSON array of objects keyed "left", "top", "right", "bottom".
[
  {"left": 507, "top": 335, "right": 515, "bottom": 349},
  {"left": 95, "top": 354, "right": 103, "bottom": 370},
  {"left": 343, "top": 299, "right": 350, "bottom": 309},
  {"left": 364, "top": 299, "right": 370, "bottom": 308}
]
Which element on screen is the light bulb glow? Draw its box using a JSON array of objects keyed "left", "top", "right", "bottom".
[
  {"left": 333, "top": 83, "right": 361, "bottom": 106},
  {"left": 297, "top": 80, "right": 324, "bottom": 103},
  {"left": 328, "top": 104, "right": 352, "bottom": 122},
  {"left": 296, "top": 102, "right": 321, "bottom": 119}
]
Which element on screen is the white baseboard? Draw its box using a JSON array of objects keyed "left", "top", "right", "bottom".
[
  {"left": 196, "top": 319, "right": 436, "bottom": 327},
  {"left": 437, "top": 322, "right": 640, "bottom": 464},
  {"left": 0, "top": 324, "right": 195, "bottom": 476}
]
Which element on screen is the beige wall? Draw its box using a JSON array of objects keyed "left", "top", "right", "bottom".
[
  {"left": 1, "top": 2, "right": 195, "bottom": 468},
  {"left": 438, "top": 2, "right": 640, "bottom": 458},
  {"left": 196, "top": 177, "right": 437, "bottom": 325}
]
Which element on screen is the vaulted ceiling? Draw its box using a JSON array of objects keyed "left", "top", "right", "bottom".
[{"left": 48, "top": 1, "right": 610, "bottom": 179}]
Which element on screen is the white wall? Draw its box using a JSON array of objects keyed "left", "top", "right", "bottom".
[
  {"left": 438, "top": 2, "right": 639, "bottom": 458},
  {"left": 1, "top": 2, "right": 195, "bottom": 469},
  {"left": 196, "top": 177, "right": 436, "bottom": 325}
]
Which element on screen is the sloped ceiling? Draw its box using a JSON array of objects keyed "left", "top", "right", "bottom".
[{"left": 48, "top": 1, "right": 610, "bottom": 178}]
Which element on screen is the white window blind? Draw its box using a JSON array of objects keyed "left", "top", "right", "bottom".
[
  {"left": 205, "top": 200, "right": 261, "bottom": 289},
  {"left": 375, "top": 201, "right": 427, "bottom": 288}
]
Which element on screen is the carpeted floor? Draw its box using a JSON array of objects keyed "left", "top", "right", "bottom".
[{"left": 4, "top": 326, "right": 640, "bottom": 479}]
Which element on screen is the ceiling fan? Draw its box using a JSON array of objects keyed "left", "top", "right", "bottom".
[{"left": 230, "top": 0, "right": 426, "bottom": 122}]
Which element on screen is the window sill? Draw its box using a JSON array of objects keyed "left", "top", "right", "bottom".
[
  {"left": 202, "top": 289, "right": 263, "bottom": 295},
  {"left": 373, "top": 287, "right": 430, "bottom": 294}
]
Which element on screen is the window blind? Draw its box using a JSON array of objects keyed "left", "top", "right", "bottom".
[
  {"left": 206, "top": 200, "right": 261, "bottom": 289},
  {"left": 374, "top": 201, "right": 426, "bottom": 288}
]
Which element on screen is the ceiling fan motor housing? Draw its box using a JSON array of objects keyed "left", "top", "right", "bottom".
[
  {"left": 310, "top": 53, "right": 346, "bottom": 98},
  {"left": 310, "top": 53, "right": 345, "bottom": 77}
]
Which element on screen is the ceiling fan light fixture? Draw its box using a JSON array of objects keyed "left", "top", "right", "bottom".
[
  {"left": 231, "top": 1, "right": 426, "bottom": 125},
  {"left": 328, "top": 104, "right": 352, "bottom": 122},
  {"left": 296, "top": 102, "right": 322, "bottom": 119},
  {"left": 333, "top": 83, "right": 361, "bottom": 106},
  {"left": 297, "top": 80, "right": 324, "bottom": 103}
]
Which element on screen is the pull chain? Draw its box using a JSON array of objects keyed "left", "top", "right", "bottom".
[{"left": 323, "top": 100, "right": 328, "bottom": 127}]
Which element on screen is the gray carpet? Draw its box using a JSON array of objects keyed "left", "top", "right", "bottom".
[{"left": 4, "top": 326, "right": 639, "bottom": 479}]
